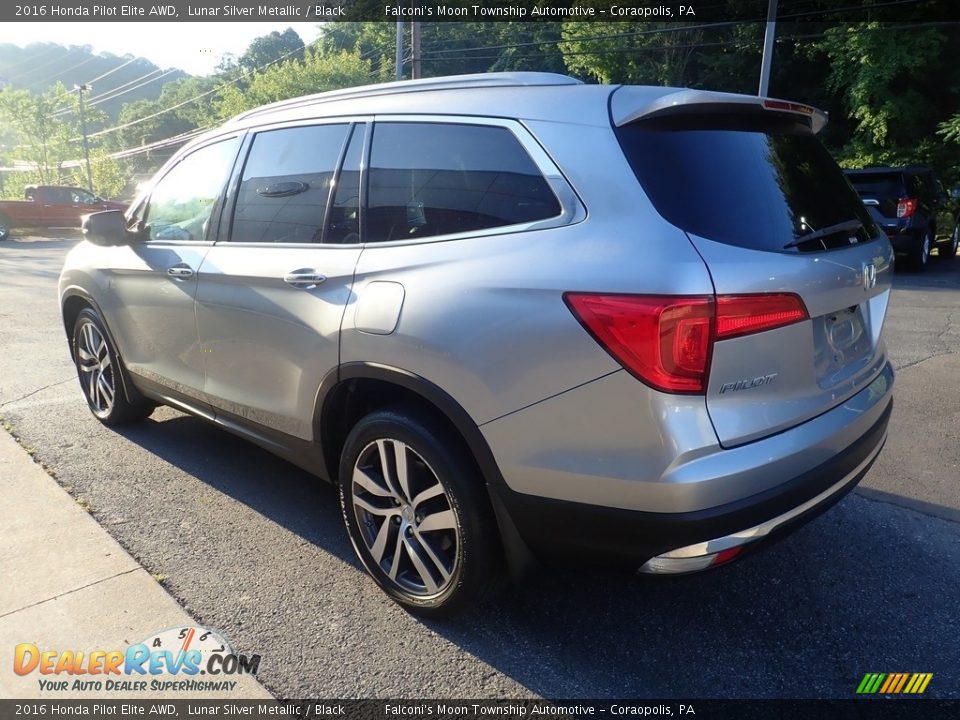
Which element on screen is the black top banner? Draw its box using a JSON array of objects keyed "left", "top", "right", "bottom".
[{"left": 5, "top": 0, "right": 959, "bottom": 23}]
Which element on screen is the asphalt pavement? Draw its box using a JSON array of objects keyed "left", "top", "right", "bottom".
[{"left": 0, "top": 233, "right": 958, "bottom": 699}]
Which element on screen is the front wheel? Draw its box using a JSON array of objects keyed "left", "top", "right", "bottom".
[
  {"left": 0, "top": 214, "right": 11, "bottom": 241},
  {"left": 339, "top": 409, "right": 503, "bottom": 616},
  {"left": 72, "top": 308, "right": 154, "bottom": 425}
]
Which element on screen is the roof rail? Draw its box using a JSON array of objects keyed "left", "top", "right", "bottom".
[{"left": 230, "top": 72, "right": 582, "bottom": 123}]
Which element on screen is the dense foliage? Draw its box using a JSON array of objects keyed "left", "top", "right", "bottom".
[{"left": 1, "top": 17, "right": 958, "bottom": 200}]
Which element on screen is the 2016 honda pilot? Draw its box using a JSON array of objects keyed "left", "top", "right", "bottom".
[{"left": 59, "top": 73, "right": 894, "bottom": 615}]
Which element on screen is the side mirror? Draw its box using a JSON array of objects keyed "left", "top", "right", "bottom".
[{"left": 82, "top": 210, "right": 129, "bottom": 246}]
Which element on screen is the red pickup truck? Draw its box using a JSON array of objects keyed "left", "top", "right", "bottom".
[{"left": 0, "top": 186, "right": 128, "bottom": 240}]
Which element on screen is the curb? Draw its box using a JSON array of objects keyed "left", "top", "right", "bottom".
[{"left": 0, "top": 428, "right": 273, "bottom": 700}]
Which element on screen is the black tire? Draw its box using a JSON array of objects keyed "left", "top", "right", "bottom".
[
  {"left": 71, "top": 308, "right": 154, "bottom": 426},
  {"left": 0, "top": 214, "right": 11, "bottom": 241},
  {"left": 938, "top": 224, "right": 959, "bottom": 261},
  {"left": 338, "top": 408, "right": 504, "bottom": 617},
  {"left": 911, "top": 230, "right": 932, "bottom": 270}
]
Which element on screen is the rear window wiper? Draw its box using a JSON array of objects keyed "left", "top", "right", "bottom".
[{"left": 784, "top": 219, "right": 863, "bottom": 249}]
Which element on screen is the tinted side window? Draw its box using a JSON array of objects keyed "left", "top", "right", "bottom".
[
  {"left": 147, "top": 138, "right": 240, "bottom": 242},
  {"left": 231, "top": 124, "right": 349, "bottom": 244},
  {"left": 367, "top": 122, "right": 561, "bottom": 243},
  {"left": 326, "top": 125, "right": 363, "bottom": 244}
]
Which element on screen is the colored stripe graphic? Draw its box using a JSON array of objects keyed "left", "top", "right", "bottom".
[
  {"left": 856, "top": 672, "right": 933, "bottom": 694},
  {"left": 893, "top": 673, "right": 909, "bottom": 693}
]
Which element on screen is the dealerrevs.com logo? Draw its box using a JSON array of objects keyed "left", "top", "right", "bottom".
[{"left": 14, "top": 626, "right": 261, "bottom": 693}]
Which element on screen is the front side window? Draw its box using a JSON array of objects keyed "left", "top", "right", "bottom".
[
  {"left": 366, "top": 122, "right": 561, "bottom": 243},
  {"left": 230, "top": 123, "right": 350, "bottom": 244},
  {"left": 146, "top": 137, "right": 240, "bottom": 242},
  {"left": 71, "top": 189, "right": 96, "bottom": 204}
]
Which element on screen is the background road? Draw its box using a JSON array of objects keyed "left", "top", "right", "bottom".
[{"left": 1, "top": 234, "right": 958, "bottom": 699}]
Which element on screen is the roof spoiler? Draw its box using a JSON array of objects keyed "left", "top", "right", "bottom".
[{"left": 612, "top": 88, "right": 828, "bottom": 134}]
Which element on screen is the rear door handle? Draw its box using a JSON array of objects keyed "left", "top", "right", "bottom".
[
  {"left": 167, "top": 264, "right": 194, "bottom": 279},
  {"left": 284, "top": 269, "right": 326, "bottom": 290}
]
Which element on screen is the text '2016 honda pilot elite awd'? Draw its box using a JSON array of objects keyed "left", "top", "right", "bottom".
[{"left": 60, "top": 73, "right": 894, "bottom": 616}]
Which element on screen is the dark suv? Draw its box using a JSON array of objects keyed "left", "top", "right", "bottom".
[{"left": 845, "top": 166, "right": 959, "bottom": 270}]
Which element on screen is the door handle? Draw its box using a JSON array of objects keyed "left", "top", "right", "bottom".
[
  {"left": 283, "top": 269, "right": 326, "bottom": 290},
  {"left": 167, "top": 265, "right": 194, "bottom": 279}
]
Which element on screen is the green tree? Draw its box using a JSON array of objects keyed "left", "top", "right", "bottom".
[
  {"left": 560, "top": 22, "right": 704, "bottom": 85},
  {"left": 71, "top": 149, "right": 131, "bottom": 199},
  {"left": 817, "top": 22, "right": 946, "bottom": 166},
  {"left": 0, "top": 82, "right": 106, "bottom": 187},
  {"left": 214, "top": 48, "right": 377, "bottom": 118},
  {"left": 238, "top": 28, "right": 305, "bottom": 74}
]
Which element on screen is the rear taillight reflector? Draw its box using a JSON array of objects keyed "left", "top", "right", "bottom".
[
  {"left": 716, "top": 294, "right": 808, "bottom": 340},
  {"left": 711, "top": 546, "right": 745, "bottom": 566},
  {"left": 565, "top": 292, "right": 809, "bottom": 394},
  {"left": 897, "top": 198, "right": 917, "bottom": 218}
]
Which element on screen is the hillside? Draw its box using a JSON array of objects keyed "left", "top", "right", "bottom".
[{"left": 0, "top": 42, "right": 188, "bottom": 120}]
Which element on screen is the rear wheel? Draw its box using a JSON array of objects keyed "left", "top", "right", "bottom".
[
  {"left": 72, "top": 308, "right": 154, "bottom": 425},
  {"left": 911, "top": 230, "right": 932, "bottom": 270},
  {"left": 339, "top": 409, "right": 503, "bottom": 616},
  {"left": 0, "top": 214, "right": 11, "bottom": 241}
]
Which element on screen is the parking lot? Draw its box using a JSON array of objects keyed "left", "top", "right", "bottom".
[{"left": 1, "top": 233, "right": 958, "bottom": 699}]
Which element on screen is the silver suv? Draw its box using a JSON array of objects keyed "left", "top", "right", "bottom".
[{"left": 59, "top": 73, "right": 894, "bottom": 615}]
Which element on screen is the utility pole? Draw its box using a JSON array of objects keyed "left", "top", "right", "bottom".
[
  {"left": 411, "top": 21, "right": 421, "bottom": 80},
  {"left": 758, "top": 0, "right": 778, "bottom": 96},
  {"left": 75, "top": 83, "right": 94, "bottom": 193},
  {"left": 395, "top": 21, "right": 404, "bottom": 80}
]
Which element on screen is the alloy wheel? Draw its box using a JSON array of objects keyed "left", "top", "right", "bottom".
[
  {"left": 351, "top": 438, "right": 460, "bottom": 597},
  {"left": 76, "top": 320, "right": 116, "bottom": 418}
]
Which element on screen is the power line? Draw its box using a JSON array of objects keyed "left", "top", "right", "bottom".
[
  {"left": 425, "top": 10, "right": 943, "bottom": 64},
  {"left": 85, "top": 56, "right": 143, "bottom": 86},
  {"left": 22, "top": 48, "right": 95, "bottom": 89},
  {"left": 88, "top": 69, "right": 178, "bottom": 108},
  {"left": 10, "top": 125, "right": 212, "bottom": 171},
  {"left": 0, "top": 43, "right": 67, "bottom": 75},
  {"left": 79, "top": 38, "right": 320, "bottom": 141},
  {"left": 52, "top": 68, "right": 163, "bottom": 115},
  {"left": 40, "top": 55, "right": 101, "bottom": 86},
  {"left": 51, "top": 70, "right": 159, "bottom": 117}
]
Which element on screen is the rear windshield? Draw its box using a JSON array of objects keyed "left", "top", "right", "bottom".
[
  {"left": 845, "top": 172, "right": 907, "bottom": 200},
  {"left": 615, "top": 117, "right": 876, "bottom": 253}
]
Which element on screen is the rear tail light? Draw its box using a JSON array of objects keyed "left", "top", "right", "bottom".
[
  {"left": 564, "top": 294, "right": 713, "bottom": 394},
  {"left": 564, "top": 292, "right": 808, "bottom": 395},
  {"left": 715, "top": 294, "right": 808, "bottom": 340},
  {"left": 897, "top": 198, "right": 917, "bottom": 218}
]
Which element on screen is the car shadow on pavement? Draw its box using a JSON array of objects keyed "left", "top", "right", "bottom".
[
  {"left": 892, "top": 256, "right": 960, "bottom": 290},
  {"left": 113, "top": 412, "right": 960, "bottom": 700}
]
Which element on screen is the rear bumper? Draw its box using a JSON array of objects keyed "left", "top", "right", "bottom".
[{"left": 485, "top": 364, "right": 893, "bottom": 570}]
